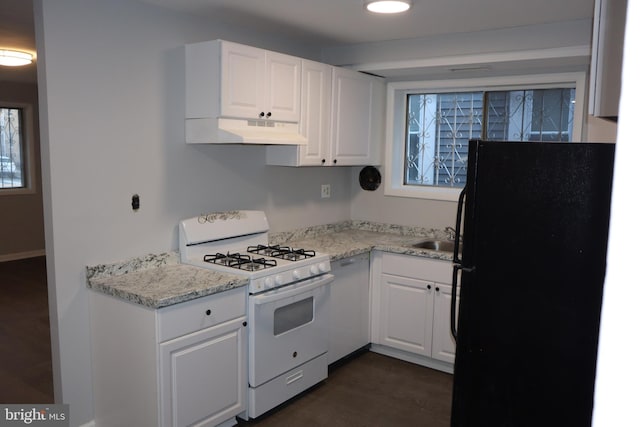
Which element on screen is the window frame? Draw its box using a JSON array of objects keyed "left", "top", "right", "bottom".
[
  {"left": 0, "top": 102, "right": 36, "bottom": 196},
  {"left": 384, "top": 72, "right": 587, "bottom": 201}
]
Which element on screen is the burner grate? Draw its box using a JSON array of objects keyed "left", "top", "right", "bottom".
[
  {"left": 269, "top": 247, "right": 316, "bottom": 261},
  {"left": 203, "top": 252, "right": 277, "bottom": 271},
  {"left": 247, "top": 244, "right": 283, "bottom": 257}
]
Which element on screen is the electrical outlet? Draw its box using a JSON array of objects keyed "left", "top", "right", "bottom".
[{"left": 321, "top": 184, "right": 331, "bottom": 198}]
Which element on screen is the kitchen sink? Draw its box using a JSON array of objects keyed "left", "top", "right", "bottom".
[{"left": 413, "top": 239, "right": 461, "bottom": 252}]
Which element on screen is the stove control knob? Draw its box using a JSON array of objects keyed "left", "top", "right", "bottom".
[
  {"left": 310, "top": 265, "right": 319, "bottom": 275},
  {"left": 275, "top": 275, "right": 284, "bottom": 286},
  {"left": 319, "top": 262, "right": 330, "bottom": 273},
  {"left": 265, "top": 277, "right": 274, "bottom": 289},
  {"left": 293, "top": 269, "right": 301, "bottom": 280}
]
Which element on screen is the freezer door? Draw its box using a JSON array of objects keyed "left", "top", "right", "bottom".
[{"left": 451, "top": 140, "right": 615, "bottom": 427}]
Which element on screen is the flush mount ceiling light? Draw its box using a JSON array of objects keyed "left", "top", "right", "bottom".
[
  {"left": 0, "top": 50, "right": 34, "bottom": 67},
  {"left": 365, "top": 0, "right": 412, "bottom": 14}
]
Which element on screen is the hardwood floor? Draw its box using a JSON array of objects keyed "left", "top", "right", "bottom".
[
  {"left": 0, "top": 256, "right": 54, "bottom": 403},
  {"left": 239, "top": 351, "right": 454, "bottom": 427}
]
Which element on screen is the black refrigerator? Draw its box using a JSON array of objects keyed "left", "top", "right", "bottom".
[{"left": 450, "top": 140, "right": 615, "bottom": 427}]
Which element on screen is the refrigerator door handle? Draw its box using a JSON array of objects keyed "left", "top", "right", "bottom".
[
  {"left": 451, "top": 185, "right": 467, "bottom": 343},
  {"left": 453, "top": 186, "right": 466, "bottom": 264},
  {"left": 451, "top": 263, "right": 461, "bottom": 342},
  {"left": 451, "top": 263, "right": 474, "bottom": 343}
]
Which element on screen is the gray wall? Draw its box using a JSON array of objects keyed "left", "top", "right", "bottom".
[
  {"left": 350, "top": 165, "right": 459, "bottom": 230},
  {"left": 0, "top": 81, "right": 44, "bottom": 260}
]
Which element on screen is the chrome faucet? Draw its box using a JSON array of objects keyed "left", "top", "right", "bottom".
[{"left": 444, "top": 226, "right": 456, "bottom": 241}]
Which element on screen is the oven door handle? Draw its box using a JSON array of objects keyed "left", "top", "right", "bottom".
[{"left": 252, "top": 274, "right": 334, "bottom": 305}]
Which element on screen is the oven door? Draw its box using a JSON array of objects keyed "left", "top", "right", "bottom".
[{"left": 248, "top": 273, "right": 333, "bottom": 387}]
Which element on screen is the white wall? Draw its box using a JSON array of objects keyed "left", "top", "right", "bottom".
[
  {"left": 34, "top": 0, "right": 350, "bottom": 424},
  {"left": 593, "top": 1, "right": 640, "bottom": 424}
]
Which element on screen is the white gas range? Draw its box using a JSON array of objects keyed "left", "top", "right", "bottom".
[{"left": 179, "top": 210, "right": 333, "bottom": 419}]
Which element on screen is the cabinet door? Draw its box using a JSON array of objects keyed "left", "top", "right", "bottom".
[
  {"left": 221, "top": 42, "right": 265, "bottom": 119},
  {"left": 328, "top": 254, "right": 370, "bottom": 364},
  {"left": 298, "top": 59, "right": 332, "bottom": 165},
  {"left": 265, "top": 59, "right": 331, "bottom": 166},
  {"left": 378, "top": 273, "right": 433, "bottom": 356},
  {"left": 160, "top": 318, "right": 246, "bottom": 427},
  {"left": 589, "top": 0, "right": 627, "bottom": 118},
  {"left": 265, "top": 51, "right": 301, "bottom": 122},
  {"left": 431, "top": 283, "right": 458, "bottom": 364},
  {"left": 330, "top": 68, "right": 383, "bottom": 166}
]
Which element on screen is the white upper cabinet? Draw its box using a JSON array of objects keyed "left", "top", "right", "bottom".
[
  {"left": 330, "top": 67, "right": 384, "bottom": 166},
  {"left": 589, "top": 0, "right": 627, "bottom": 119},
  {"left": 219, "top": 42, "right": 265, "bottom": 120},
  {"left": 266, "top": 63, "right": 385, "bottom": 166},
  {"left": 221, "top": 42, "right": 301, "bottom": 122},
  {"left": 188, "top": 40, "right": 301, "bottom": 122},
  {"left": 265, "top": 50, "right": 302, "bottom": 122},
  {"left": 267, "top": 59, "right": 332, "bottom": 166}
]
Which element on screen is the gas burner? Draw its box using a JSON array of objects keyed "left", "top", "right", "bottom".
[
  {"left": 204, "top": 252, "right": 248, "bottom": 267},
  {"left": 247, "top": 244, "right": 283, "bottom": 257},
  {"left": 204, "top": 253, "right": 277, "bottom": 271},
  {"left": 238, "top": 258, "right": 277, "bottom": 271},
  {"left": 269, "top": 247, "right": 316, "bottom": 261}
]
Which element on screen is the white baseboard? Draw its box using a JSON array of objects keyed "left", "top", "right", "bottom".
[
  {"left": 369, "top": 344, "right": 454, "bottom": 374},
  {"left": 0, "top": 249, "right": 46, "bottom": 262}
]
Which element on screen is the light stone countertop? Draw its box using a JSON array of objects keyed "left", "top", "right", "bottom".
[
  {"left": 270, "top": 220, "right": 456, "bottom": 262},
  {"left": 86, "top": 253, "right": 248, "bottom": 309},
  {"left": 273, "top": 229, "right": 455, "bottom": 262},
  {"left": 86, "top": 221, "right": 456, "bottom": 309}
]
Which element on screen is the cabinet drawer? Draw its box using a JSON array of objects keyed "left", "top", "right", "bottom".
[
  {"left": 382, "top": 253, "right": 452, "bottom": 284},
  {"left": 158, "top": 287, "right": 246, "bottom": 342}
]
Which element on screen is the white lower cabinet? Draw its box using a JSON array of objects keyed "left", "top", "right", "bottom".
[
  {"left": 431, "top": 283, "right": 457, "bottom": 364},
  {"left": 328, "top": 253, "right": 370, "bottom": 364},
  {"left": 371, "top": 252, "right": 458, "bottom": 372},
  {"left": 159, "top": 318, "right": 246, "bottom": 427},
  {"left": 378, "top": 273, "right": 434, "bottom": 356},
  {"left": 90, "top": 287, "right": 247, "bottom": 427}
]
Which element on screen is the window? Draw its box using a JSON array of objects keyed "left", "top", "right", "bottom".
[
  {"left": 1, "top": 107, "right": 25, "bottom": 189},
  {"left": 385, "top": 73, "right": 586, "bottom": 201},
  {"left": 406, "top": 88, "right": 576, "bottom": 189},
  {"left": 0, "top": 103, "right": 35, "bottom": 194}
]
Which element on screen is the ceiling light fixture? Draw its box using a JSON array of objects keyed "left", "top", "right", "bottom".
[
  {"left": 0, "top": 50, "right": 34, "bottom": 67},
  {"left": 365, "top": 0, "right": 412, "bottom": 14}
]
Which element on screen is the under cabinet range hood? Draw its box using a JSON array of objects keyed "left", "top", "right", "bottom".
[
  {"left": 185, "top": 39, "right": 307, "bottom": 145},
  {"left": 185, "top": 117, "right": 307, "bottom": 145}
]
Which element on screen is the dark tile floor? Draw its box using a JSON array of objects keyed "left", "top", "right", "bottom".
[
  {"left": 0, "top": 256, "right": 54, "bottom": 403},
  {"left": 239, "top": 351, "right": 453, "bottom": 427}
]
